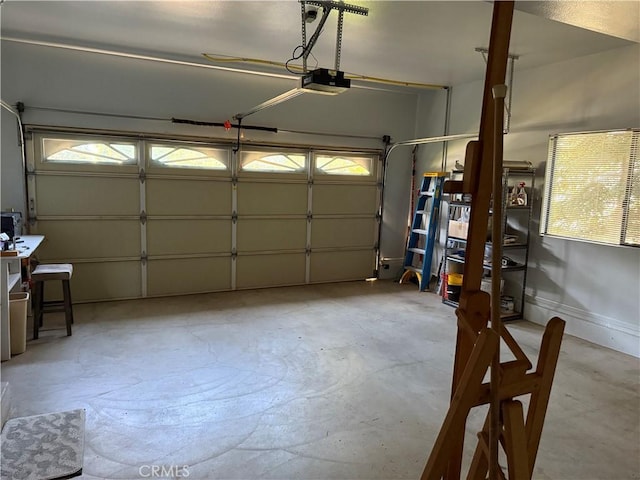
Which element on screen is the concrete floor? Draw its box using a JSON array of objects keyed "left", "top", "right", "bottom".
[{"left": 1, "top": 280, "right": 638, "bottom": 479}]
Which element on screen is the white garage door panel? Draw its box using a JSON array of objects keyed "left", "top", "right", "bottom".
[
  {"left": 147, "top": 257, "right": 231, "bottom": 296},
  {"left": 313, "top": 184, "right": 378, "bottom": 215},
  {"left": 36, "top": 176, "right": 139, "bottom": 216},
  {"left": 34, "top": 220, "right": 140, "bottom": 260},
  {"left": 147, "top": 219, "right": 231, "bottom": 255},
  {"left": 65, "top": 261, "right": 141, "bottom": 302},
  {"left": 237, "top": 182, "right": 307, "bottom": 215},
  {"left": 310, "top": 250, "right": 374, "bottom": 283},
  {"left": 28, "top": 131, "right": 382, "bottom": 298},
  {"left": 146, "top": 179, "right": 231, "bottom": 216},
  {"left": 312, "top": 218, "right": 376, "bottom": 249},
  {"left": 237, "top": 219, "right": 306, "bottom": 252},
  {"left": 236, "top": 254, "right": 306, "bottom": 289}
]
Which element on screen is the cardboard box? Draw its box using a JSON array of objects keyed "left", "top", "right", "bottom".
[
  {"left": 481, "top": 278, "right": 504, "bottom": 294},
  {"left": 448, "top": 220, "right": 469, "bottom": 239}
]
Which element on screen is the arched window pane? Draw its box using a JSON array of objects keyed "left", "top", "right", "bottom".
[
  {"left": 241, "top": 152, "right": 307, "bottom": 173},
  {"left": 315, "top": 155, "right": 372, "bottom": 176},
  {"left": 43, "top": 138, "right": 137, "bottom": 165},
  {"left": 150, "top": 144, "right": 228, "bottom": 170}
]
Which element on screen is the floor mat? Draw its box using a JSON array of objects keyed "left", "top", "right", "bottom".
[{"left": 1, "top": 409, "right": 85, "bottom": 480}]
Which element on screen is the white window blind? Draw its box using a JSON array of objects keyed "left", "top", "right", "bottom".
[
  {"left": 541, "top": 128, "right": 639, "bottom": 247},
  {"left": 623, "top": 151, "right": 640, "bottom": 245}
]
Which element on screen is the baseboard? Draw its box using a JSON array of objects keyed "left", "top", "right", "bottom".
[
  {"left": 524, "top": 296, "right": 640, "bottom": 358},
  {"left": 378, "top": 258, "right": 405, "bottom": 281}
]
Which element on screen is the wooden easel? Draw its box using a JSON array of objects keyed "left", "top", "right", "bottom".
[
  {"left": 421, "top": 316, "right": 565, "bottom": 480},
  {"left": 421, "top": 2, "right": 565, "bottom": 479}
]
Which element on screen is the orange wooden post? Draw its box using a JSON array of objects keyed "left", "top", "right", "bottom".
[
  {"left": 525, "top": 318, "right": 565, "bottom": 477},
  {"left": 421, "top": 328, "right": 499, "bottom": 480},
  {"left": 462, "top": 318, "right": 565, "bottom": 480},
  {"left": 502, "top": 400, "right": 530, "bottom": 480},
  {"left": 447, "top": 3, "right": 514, "bottom": 478}
]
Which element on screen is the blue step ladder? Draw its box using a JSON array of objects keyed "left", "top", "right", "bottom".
[{"left": 400, "top": 172, "right": 448, "bottom": 291}]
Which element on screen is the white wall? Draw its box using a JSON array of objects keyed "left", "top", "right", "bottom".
[
  {"left": 0, "top": 40, "right": 419, "bottom": 276},
  {"left": 0, "top": 106, "right": 26, "bottom": 214},
  {"left": 418, "top": 43, "right": 640, "bottom": 356},
  {"left": 376, "top": 87, "right": 450, "bottom": 280}
]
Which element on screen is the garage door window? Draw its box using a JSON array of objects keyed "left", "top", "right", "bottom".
[
  {"left": 150, "top": 144, "right": 228, "bottom": 170},
  {"left": 241, "top": 150, "right": 307, "bottom": 173},
  {"left": 315, "top": 154, "right": 373, "bottom": 176},
  {"left": 43, "top": 137, "right": 137, "bottom": 165}
]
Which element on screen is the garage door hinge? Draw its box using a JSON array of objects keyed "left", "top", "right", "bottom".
[
  {"left": 306, "top": 212, "right": 313, "bottom": 221},
  {"left": 141, "top": 252, "right": 148, "bottom": 265},
  {"left": 231, "top": 249, "right": 237, "bottom": 259},
  {"left": 306, "top": 247, "right": 312, "bottom": 255},
  {"left": 232, "top": 212, "right": 238, "bottom": 223},
  {"left": 375, "top": 212, "right": 382, "bottom": 221},
  {"left": 140, "top": 211, "right": 147, "bottom": 224},
  {"left": 139, "top": 169, "right": 146, "bottom": 183},
  {"left": 307, "top": 179, "right": 314, "bottom": 185}
]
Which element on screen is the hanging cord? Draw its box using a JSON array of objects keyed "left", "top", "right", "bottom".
[
  {"left": 1, "top": 100, "right": 29, "bottom": 220},
  {"left": 0, "top": 100, "right": 26, "bottom": 170},
  {"left": 233, "top": 117, "right": 243, "bottom": 154},
  {"left": 14, "top": 103, "right": 382, "bottom": 142},
  {"left": 286, "top": 45, "right": 305, "bottom": 74},
  {"left": 407, "top": 145, "right": 418, "bottom": 244},
  {"left": 172, "top": 117, "right": 277, "bottom": 133},
  {"left": 285, "top": 46, "right": 319, "bottom": 75},
  {"left": 375, "top": 134, "right": 392, "bottom": 277}
]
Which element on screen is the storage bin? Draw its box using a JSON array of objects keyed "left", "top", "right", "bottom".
[
  {"left": 500, "top": 295, "right": 515, "bottom": 314},
  {"left": 447, "top": 285, "right": 462, "bottom": 302},
  {"left": 9, "top": 292, "right": 29, "bottom": 355},
  {"left": 448, "top": 220, "right": 469, "bottom": 239},
  {"left": 481, "top": 277, "right": 504, "bottom": 294},
  {"left": 448, "top": 273, "right": 463, "bottom": 286}
]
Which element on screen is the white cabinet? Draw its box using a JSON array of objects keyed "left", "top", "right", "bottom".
[{"left": 1, "top": 256, "right": 23, "bottom": 361}]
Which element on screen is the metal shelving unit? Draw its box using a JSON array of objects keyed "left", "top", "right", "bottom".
[{"left": 441, "top": 163, "right": 535, "bottom": 321}]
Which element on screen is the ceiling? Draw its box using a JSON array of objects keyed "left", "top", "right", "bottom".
[{"left": 1, "top": 1, "right": 637, "bottom": 89}]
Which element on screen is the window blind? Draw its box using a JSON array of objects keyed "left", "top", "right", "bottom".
[
  {"left": 541, "top": 128, "right": 639, "bottom": 247},
  {"left": 623, "top": 145, "right": 640, "bottom": 245}
]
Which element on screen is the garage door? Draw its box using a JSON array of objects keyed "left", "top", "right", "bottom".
[
  {"left": 144, "top": 141, "right": 232, "bottom": 297},
  {"left": 27, "top": 133, "right": 143, "bottom": 302},
  {"left": 27, "top": 129, "right": 381, "bottom": 301},
  {"left": 310, "top": 152, "right": 380, "bottom": 283}
]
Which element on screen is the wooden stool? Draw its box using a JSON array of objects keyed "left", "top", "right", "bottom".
[{"left": 31, "top": 264, "right": 74, "bottom": 339}]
